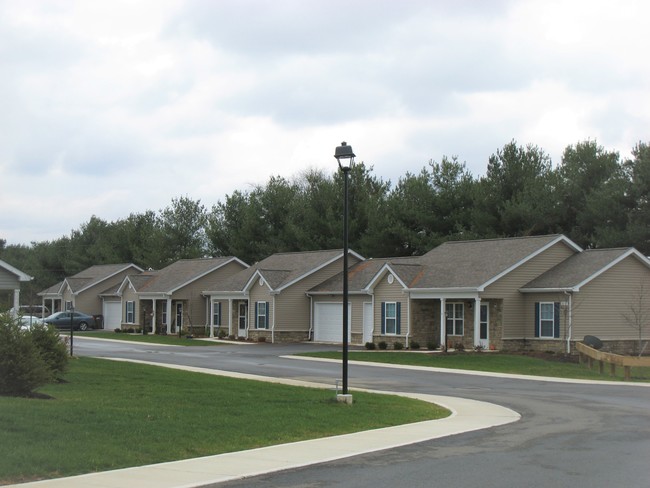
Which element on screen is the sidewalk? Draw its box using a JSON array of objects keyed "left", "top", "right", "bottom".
[{"left": 10, "top": 359, "right": 520, "bottom": 488}]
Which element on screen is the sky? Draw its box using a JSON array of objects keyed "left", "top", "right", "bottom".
[{"left": 1, "top": 0, "right": 649, "bottom": 246}]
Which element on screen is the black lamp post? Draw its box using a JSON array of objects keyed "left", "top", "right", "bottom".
[{"left": 334, "top": 141, "right": 355, "bottom": 400}]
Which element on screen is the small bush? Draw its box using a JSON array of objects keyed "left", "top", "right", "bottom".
[
  {"left": 30, "top": 323, "right": 69, "bottom": 379},
  {"left": 454, "top": 341, "right": 465, "bottom": 351},
  {"left": 426, "top": 341, "right": 438, "bottom": 350},
  {"left": 378, "top": 341, "right": 388, "bottom": 350},
  {"left": 365, "top": 342, "right": 376, "bottom": 350},
  {"left": 409, "top": 341, "right": 420, "bottom": 350},
  {"left": 114, "top": 328, "right": 122, "bottom": 333},
  {"left": 228, "top": 334, "right": 236, "bottom": 340},
  {"left": 393, "top": 342, "right": 404, "bottom": 350},
  {"left": 217, "top": 329, "right": 227, "bottom": 339},
  {"left": 257, "top": 336, "right": 266, "bottom": 342}
]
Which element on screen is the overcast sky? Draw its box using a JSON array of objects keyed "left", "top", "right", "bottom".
[{"left": 1, "top": 0, "right": 648, "bottom": 246}]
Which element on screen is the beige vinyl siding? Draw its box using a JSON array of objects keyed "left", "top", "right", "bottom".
[
  {"left": 373, "top": 272, "right": 407, "bottom": 336},
  {"left": 523, "top": 292, "right": 566, "bottom": 340},
  {"left": 121, "top": 285, "right": 140, "bottom": 325},
  {"left": 72, "top": 268, "right": 138, "bottom": 316},
  {"left": 173, "top": 263, "right": 245, "bottom": 326},
  {"left": 571, "top": 257, "right": 650, "bottom": 341},
  {"left": 249, "top": 279, "right": 273, "bottom": 329},
  {"left": 483, "top": 242, "right": 576, "bottom": 339},
  {"left": 0, "top": 268, "right": 20, "bottom": 289},
  {"left": 273, "top": 257, "right": 358, "bottom": 332}
]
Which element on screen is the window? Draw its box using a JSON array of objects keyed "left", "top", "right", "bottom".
[
  {"left": 213, "top": 301, "right": 222, "bottom": 326},
  {"left": 126, "top": 301, "right": 135, "bottom": 324},
  {"left": 162, "top": 307, "right": 167, "bottom": 326},
  {"left": 256, "top": 301, "right": 269, "bottom": 329},
  {"left": 446, "top": 303, "right": 464, "bottom": 336},
  {"left": 535, "top": 302, "right": 560, "bottom": 338},
  {"left": 381, "top": 302, "right": 401, "bottom": 335},
  {"left": 65, "top": 301, "right": 73, "bottom": 311}
]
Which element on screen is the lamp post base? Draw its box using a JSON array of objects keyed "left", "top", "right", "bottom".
[{"left": 336, "top": 394, "right": 353, "bottom": 405}]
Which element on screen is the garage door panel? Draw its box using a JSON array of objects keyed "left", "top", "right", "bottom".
[
  {"left": 314, "top": 302, "right": 350, "bottom": 343},
  {"left": 103, "top": 301, "right": 122, "bottom": 330}
]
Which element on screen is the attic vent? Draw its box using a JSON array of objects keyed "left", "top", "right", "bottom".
[{"left": 387, "top": 274, "right": 394, "bottom": 284}]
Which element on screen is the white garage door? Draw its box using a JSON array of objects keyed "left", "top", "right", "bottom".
[
  {"left": 103, "top": 301, "right": 122, "bottom": 330},
  {"left": 314, "top": 302, "right": 350, "bottom": 343}
]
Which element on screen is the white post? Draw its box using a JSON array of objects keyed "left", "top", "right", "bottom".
[
  {"left": 440, "top": 297, "right": 446, "bottom": 348},
  {"left": 166, "top": 299, "right": 172, "bottom": 334},
  {"left": 152, "top": 299, "right": 157, "bottom": 334},
  {"left": 474, "top": 297, "right": 481, "bottom": 347},
  {"left": 12, "top": 289, "right": 20, "bottom": 316},
  {"left": 209, "top": 300, "right": 215, "bottom": 338}
]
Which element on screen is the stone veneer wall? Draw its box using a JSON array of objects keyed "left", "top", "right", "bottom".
[
  {"left": 247, "top": 330, "right": 310, "bottom": 343},
  {"left": 410, "top": 300, "right": 439, "bottom": 346}
]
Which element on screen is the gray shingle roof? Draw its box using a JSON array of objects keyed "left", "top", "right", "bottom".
[
  {"left": 38, "top": 263, "right": 142, "bottom": 295},
  {"left": 522, "top": 248, "right": 632, "bottom": 290},
  {"left": 132, "top": 257, "right": 240, "bottom": 294},
  {"left": 207, "top": 249, "right": 344, "bottom": 292}
]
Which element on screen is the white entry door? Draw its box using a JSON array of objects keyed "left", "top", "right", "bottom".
[{"left": 478, "top": 303, "right": 489, "bottom": 348}]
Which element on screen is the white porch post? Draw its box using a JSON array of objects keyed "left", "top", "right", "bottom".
[
  {"left": 474, "top": 297, "right": 481, "bottom": 347},
  {"left": 152, "top": 299, "right": 157, "bottom": 334},
  {"left": 228, "top": 298, "right": 233, "bottom": 336},
  {"left": 439, "top": 297, "right": 446, "bottom": 348},
  {"left": 166, "top": 298, "right": 172, "bottom": 334},
  {"left": 209, "top": 300, "right": 214, "bottom": 338},
  {"left": 12, "top": 289, "right": 20, "bottom": 315}
]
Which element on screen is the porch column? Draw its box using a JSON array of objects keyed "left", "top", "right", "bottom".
[
  {"left": 439, "top": 297, "right": 446, "bottom": 348},
  {"left": 228, "top": 298, "right": 233, "bottom": 336},
  {"left": 166, "top": 299, "right": 172, "bottom": 334},
  {"left": 152, "top": 299, "right": 157, "bottom": 334},
  {"left": 209, "top": 300, "right": 214, "bottom": 338},
  {"left": 474, "top": 297, "right": 481, "bottom": 347},
  {"left": 12, "top": 289, "right": 20, "bottom": 316}
]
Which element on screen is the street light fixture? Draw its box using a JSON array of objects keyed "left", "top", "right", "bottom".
[{"left": 334, "top": 141, "right": 355, "bottom": 403}]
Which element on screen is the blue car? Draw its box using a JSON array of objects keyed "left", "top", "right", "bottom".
[{"left": 44, "top": 311, "right": 96, "bottom": 331}]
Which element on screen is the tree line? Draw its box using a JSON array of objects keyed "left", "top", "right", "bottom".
[{"left": 2, "top": 139, "right": 649, "bottom": 305}]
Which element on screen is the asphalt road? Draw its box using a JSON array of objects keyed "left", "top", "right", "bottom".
[{"left": 76, "top": 338, "right": 650, "bottom": 488}]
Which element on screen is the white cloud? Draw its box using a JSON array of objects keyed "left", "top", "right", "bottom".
[{"left": 0, "top": 0, "right": 648, "bottom": 245}]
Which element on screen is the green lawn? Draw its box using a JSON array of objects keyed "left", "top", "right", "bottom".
[
  {"left": 76, "top": 331, "right": 223, "bottom": 346},
  {"left": 300, "top": 351, "right": 650, "bottom": 382},
  {"left": 0, "top": 357, "right": 449, "bottom": 484}
]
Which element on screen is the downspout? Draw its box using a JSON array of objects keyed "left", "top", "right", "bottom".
[
  {"left": 271, "top": 295, "right": 276, "bottom": 344},
  {"left": 405, "top": 292, "right": 410, "bottom": 348},
  {"left": 564, "top": 290, "right": 573, "bottom": 354},
  {"left": 308, "top": 295, "right": 313, "bottom": 341}
]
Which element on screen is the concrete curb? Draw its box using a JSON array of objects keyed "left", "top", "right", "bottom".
[{"left": 10, "top": 359, "right": 520, "bottom": 488}]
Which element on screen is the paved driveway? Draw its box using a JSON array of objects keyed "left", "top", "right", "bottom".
[{"left": 76, "top": 339, "right": 650, "bottom": 488}]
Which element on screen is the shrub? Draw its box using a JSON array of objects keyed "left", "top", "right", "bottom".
[
  {"left": 393, "top": 342, "right": 404, "bottom": 350},
  {"left": 217, "top": 329, "right": 227, "bottom": 339},
  {"left": 114, "top": 328, "right": 122, "bottom": 333},
  {"left": 426, "top": 341, "right": 438, "bottom": 350},
  {"left": 409, "top": 341, "right": 420, "bottom": 350},
  {"left": 228, "top": 334, "right": 236, "bottom": 340},
  {"left": 257, "top": 336, "right": 266, "bottom": 342},
  {"left": 30, "top": 323, "right": 69, "bottom": 379},
  {"left": 0, "top": 314, "right": 56, "bottom": 396},
  {"left": 378, "top": 341, "right": 388, "bottom": 350},
  {"left": 454, "top": 341, "right": 465, "bottom": 351},
  {"left": 365, "top": 342, "right": 376, "bottom": 350}
]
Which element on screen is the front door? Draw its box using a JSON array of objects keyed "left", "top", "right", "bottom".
[
  {"left": 238, "top": 302, "right": 247, "bottom": 335},
  {"left": 479, "top": 303, "right": 489, "bottom": 348}
]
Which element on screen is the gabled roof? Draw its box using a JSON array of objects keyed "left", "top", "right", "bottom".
[
  {"left": 521, "top": 248, "right": 650, "bottom": 292},
  {"left": 206, "top": 249, "right": 361, "bottom": 294},
  {"left": 38, "top": 263, "right": 143, "bottom": 296},
  {"left": 311, "top": 235, "right": 582, "bottom": 295},
  {"left": 126, "top": 257, "right": 247, "bottom": 295},
  {"left": 0, "top": 259, "right": 32, "bottom": 282}
]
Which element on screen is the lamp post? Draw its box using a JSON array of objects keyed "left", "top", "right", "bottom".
[{"left": 334, "top": 141, "right": 355, "bottom": 403}]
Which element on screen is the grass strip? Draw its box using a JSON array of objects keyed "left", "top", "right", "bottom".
[
  {"left": 300, "top": 351, "right": 650, "bottom": 382},
  {"left": 0, "top": 357, "right": 448, "bottom": 484},
  {"left": 76, "top": 331, "right": 222, "bottom": 346}
]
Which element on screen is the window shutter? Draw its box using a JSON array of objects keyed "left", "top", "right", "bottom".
[
  {"left": 255, "top": 302, "right": 259, "bottom": 328},
  {"left": 534, "top": 302, "right": 540, "bottom": 338},
  {"left": 217, "top": 302, "right": 222, "bottom": 326},
  {"left": 396, "top": 302, "right": 402, "bottom": 335},
  {"left": 381, "top": 302, "right": 386, "bottom": 335},
  {"left": 266, "top": 301, "right": 270, "bottom": 329},
  {"left": 553, "top": 302, "right": 560, "bottom": 338}
]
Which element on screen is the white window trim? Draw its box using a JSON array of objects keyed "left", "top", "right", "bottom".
[
  {"left": 213, "top": 301, "right": 221, "bottom": 326},
  {"left": 256, "top": 302, "right": 267, "bottom": 330},
  {"left": 446, "top": 302, "right": 464, "bottom": 336},
  {"left": 539, "top": 302, "right": 555, "bottom": 339},
  {"left": 384, "top": 301, "right": 398, "bottom": 335},
  {"left": 126, "top": 301, "right": 135, "bottom": 324}
]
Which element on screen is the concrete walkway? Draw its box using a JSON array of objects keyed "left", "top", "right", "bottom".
[{"left": 11, "top": 359, "right": 520, "bottom": 488}]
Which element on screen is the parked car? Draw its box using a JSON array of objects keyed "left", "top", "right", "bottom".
[
  {"left": 9, "top": 305, "right": 51, "bottom": 318},
  {"left": 19, "top": 315, "right": 45, "bottom": 330},
  {"left": 44, "top": 311, "right": 96, "bottom": 331}
]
